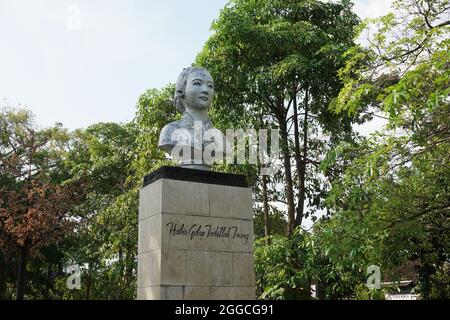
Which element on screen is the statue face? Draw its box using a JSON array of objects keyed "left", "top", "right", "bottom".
[{"left": 183, "top": 70, "right": 214, "bottom": 110}]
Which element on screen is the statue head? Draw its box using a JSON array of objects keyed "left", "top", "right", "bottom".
[{"left": 174, "top": 67, "right": 214, "bottom": 114}]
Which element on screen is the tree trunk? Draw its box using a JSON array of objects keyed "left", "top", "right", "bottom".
[
  {"left": 295, "top": 89, "right": 309, "bottom": 228},
  {"left": 43, "top": 263, "right": 52, "bottom": 299},
  {"left": 125, "top": 249, "right": 134, "bottom": 286},
  {"left": 85, "top": 264, "right": 92, "bottom": 300},
  {"left": 16, "top": 243, "right": 28, "bottom": 300},
  {"left": 292, "top": 88, "right": 302, "bottom": 228},
  {"left": 278, "top": 115, "right": 296, "bottom": 235},
  {"left": 262, "top": 174, "right": 271, "bottom": 244},
  {"left": 118, "top": 247, "right": 124, "bottom": 299}
]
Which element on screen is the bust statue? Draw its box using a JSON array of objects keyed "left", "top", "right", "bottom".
[{"left": 158, "top": 67, "right": 228, "bottom": 170}]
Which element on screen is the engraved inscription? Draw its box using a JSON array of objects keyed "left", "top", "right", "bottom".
[{"left": 166, "top": 222, "right": 250, "bottom": 244}]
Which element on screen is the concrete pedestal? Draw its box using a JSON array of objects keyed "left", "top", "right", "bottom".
[{"left": 137, "top": 166, "right": 255, "bottom": 300}]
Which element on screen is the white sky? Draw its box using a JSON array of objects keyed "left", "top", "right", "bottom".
[{"left": 0, "top": 0, "right": 228, "bottom": 129}]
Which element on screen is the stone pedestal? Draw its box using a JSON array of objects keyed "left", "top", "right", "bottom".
[{"left": 137, "top": 166, "right": 255, "bottom": 300}]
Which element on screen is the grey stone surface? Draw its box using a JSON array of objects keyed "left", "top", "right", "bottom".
[
  {"left": 137, "top": 286, "right": 165, "bottom": 300},
  {"left": 161, "top": 249, "right": 186, "bottom": 285},
  {"left": 209, "top": 287, "right": 255, "bottom": 300},
  {"left": 161, "top": 179, "right": 209, "bottom": 216},
  {"left": 137, "top": 177, "right": 255, "bottom": 300},
  {"left": 166, "top": 286, "right": 184, "bottom": 300},
  {"left": 184, "top": 286, "right": 210, "bottom": 300},
  {"left": 211, "top": 252, "right": 233, "bottom": 286},
  {"left": 137, "top": 250, "right": 161, "bottom": 287},
  {"left": 210, "top": 286, "right": 235, "bottom": 300},
  {"left": 232, "top": 252, "right": 256, "bottom": 287},
  {"left": 210, "top": 184, "right": 253, "bottom": 220},
  {"left": 234, "top": 287, "right": 256, "bottom": 300},
  {"left": 138, "top": 214, "right": 161, "bottom": 253},
  {"left": 139, "top": 179, "right": 161, "bottom": 221},
  {"left": 186, "top": 250, "right": 211, "bottom": 286}
]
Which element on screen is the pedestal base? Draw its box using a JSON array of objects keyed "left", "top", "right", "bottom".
[{"left": 137, "top": 166, "right": 255, "bottom": 300}]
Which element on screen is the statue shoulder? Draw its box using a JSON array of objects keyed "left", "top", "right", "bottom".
[{"left": 158, "top": 120, "right": 185, "bottom": 149}]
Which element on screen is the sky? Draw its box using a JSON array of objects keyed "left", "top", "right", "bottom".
[
  {"left": 0, "top": 0, "right": 228, "bottom": 129},
  {"left": 1, "top": 0, "right": 392, "bottom": 131}
]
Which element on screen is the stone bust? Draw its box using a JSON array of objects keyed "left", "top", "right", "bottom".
[{"left": 158, "top": 67, "right": 228, "bottom": 170}]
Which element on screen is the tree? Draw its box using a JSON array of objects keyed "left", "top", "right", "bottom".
[
  {"left": 0, "top": 107, "right": 84, "bottom": 299},
  {"left": 55, "top": 121, "right": 140, "bottom": 300},
  {"left": 197, "top": 0, "right": 360, "bottom": 233},
  {"left": 322, "top": 0, "right": 450, "bottom": 298},
  {"left": 56, "top": 85, "right": 178, "bottom": 300},
  {"left": 132, "top": 85, "right": 178, "bottom": 177}
]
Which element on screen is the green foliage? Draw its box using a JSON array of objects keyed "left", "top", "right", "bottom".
[
  {"left": 56, "top": 84, "right": 177, "bottom": 300},
  {"left": 254, "top": 230, "right": 312, "bottom": 300},
  {"left": 197, "top": 0, "right": 360, "bottom": 233},
  {"left": 253, "top": 208, "right": 287, "bottom": 239},
  {"left": 133, "top": 85, "right": 178, "bottom": 178},
  {"left": 0, "top": 92, "right": 174, "bottom": 299},
  {"left": 353, "top": 284, "right": 385, "bottom": 300},
  {"left": 254, "top": 226, "right": 367, "bottom": 300},
  {"left": 254, "top": 0, "right": 449, "bottom": 297},
  {"left": 50, "top": 121, "right": 140, "bottom": 300},
  {"left": 198, "top": 0, "right": 359, "bottom": 133},
  {"left": 324, "top": 0, "right": 450, "bottom": 299}
]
